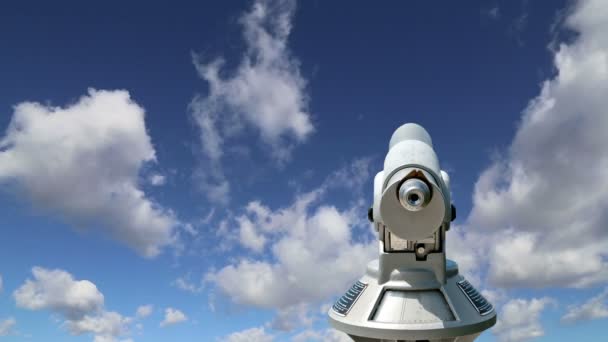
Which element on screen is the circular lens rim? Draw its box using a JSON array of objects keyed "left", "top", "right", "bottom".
[{"left": 398, "top": 178, "right": 431, "bottom": 212}]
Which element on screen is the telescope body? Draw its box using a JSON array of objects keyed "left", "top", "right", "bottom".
[{"left": 328, "top": 123, "right": 496, "bottom": 342}]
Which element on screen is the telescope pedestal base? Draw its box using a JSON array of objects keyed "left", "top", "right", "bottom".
[
  {"left": 328, "top": 259, "right": 495, "bottom": 342},
  {"left": 348, "top": 332, "right": 480, "bottom": 342}
]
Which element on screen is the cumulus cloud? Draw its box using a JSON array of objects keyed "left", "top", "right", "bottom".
[
  {"left": 231, "top": 157, "right": 372, "bottom": 254},
  {"left": 445, "top": 226, "right": 483, "bottom": 286},
  {"left": 65, "top": 311, "right": 131, "bottom": 341},
  {"left": 464, "top": 0, "right": 608, "bottom": 289},
  {"left": 237, "top": 214, "right": 268, "bottom": 253},
  {"left": 204, "top": 157, "right": 375, "bottom": 340},
  {"left": 233, "top": 190, "right": 319, "bottom": 253},
  {"left": 446, "top": 2, "right": 608, "bottom": 337},
  {"left": 14, "top": 267, "right": 104, "bottom": 319},
  {"left": 14, "top": 267, "right": 132, "bottom": 342},
  {"left": 493, "top": 297, "right": 554, "bottom": 342},
  {"left": 292, "top": 328, "right": 351, "bottom": 342},
  {"left": 561, "top": 287, "right": 608, "bottom": 323},
  {"left": 135, "top": 305, "right": 154, "bottom": 318},
  {"left": 0, "top": 88, "right": 177, "bottom": 257},
  {"left": 0, "top": 317, "right": 16, "bottom": 336},
  {"left": 160, "top": 308, "right": 187, "bottom": 327},
  {"left": 206, "top": 195, "right": 375, "bottom": 309},
  {"left": 190, "top": 0, "right": 313, "bottom": 203},
  {"left": 220, "top": 326, "right": 274, "bottom": 342}
]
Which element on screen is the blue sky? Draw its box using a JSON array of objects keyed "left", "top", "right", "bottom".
[{"left": 0, "top": 0, "right": 607, "bottom": 341}]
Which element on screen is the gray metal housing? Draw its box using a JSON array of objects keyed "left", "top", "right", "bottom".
[{"left": 328, "top": 123, "right": 496, "bottom": 341}]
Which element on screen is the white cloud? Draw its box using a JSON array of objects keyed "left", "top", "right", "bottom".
[
  {"left": 270, "top": 303, "right": 313, "bottom": 332},
  {"left": 0, "top": 88, "right": 177, "bottom": 257},
  {"left": 173, "top": 276, "right": 202, "bottom": 294},
  {"left": 220, "top": 326, "right": 274, "bottom": 342},
  {"left": 204, "top": 158, "right": 375, "bottom": 333},
  {"left": 0, "top": 274, "right": 3, "bottom": 293},
  {"left": 160, "top": 308, "right": 187, "bottom": 327},
  {"left": 94, "top": 336, "right": 134, "bottom": 342},
  {"left": 481, "top": 288, "right": 508, "bottom": 307},
  {"left": 237, "top": 215, "right": 268, "bottom": 253},
  {"left": 135, "top": 305, "right": 153, "bottom": 318},
  {"left": 562, "top": 287, "right": 608, "bottom": 323},
  {"left": 0, "top": 317, "right": 16, "bottom": 336},
  {"left": 206, "top": 198, "right": 375, "bottom": 309},
  {"left": 493, "top": 297, "right": 554, "bottom": 342},
  {"left": 190, "top": 0, "right": 313, "bottom": 203},
  {"left": 65, "top": 311, "right": 131, "bottom": 341},
  {"left": 14, "top": 267, "right": 104, "bottom": 320},
  {"left": 231, "top": 157, "right": 372, "bottom": 254},
  {"left": 488, "top": 230, "right": 608, "bottom": 288},
  {"left": 14, "top": 267, "right": 132, "bottom": 342},
  {"left": 292, "top": 328, "right": 351, "bottom": 342},
  {"left": 463, "top": 0, "right": 608, "bottom": 289},
  {"left": 207, "top": 186, "right": 375, "bottom": 316},
  {"left": 445, "top": 2, "right": 608, "bottom": 337},
  {"left": 322, "top": 157, "right": 374, "bottom": 197},
  {"left": 148, "top": 174, "right": 166, "bottom": 186},
  {"left": 445, "top": 226, "right": 483, "bottom": 286}
]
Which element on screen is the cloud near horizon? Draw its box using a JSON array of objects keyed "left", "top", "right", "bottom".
[{"left": 13, "top": 267, "right": 133, "bottom": 342}]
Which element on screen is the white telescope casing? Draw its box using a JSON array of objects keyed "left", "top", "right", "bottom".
[{"left": 328, "top": 123, "right": 496, "bottom": 342}]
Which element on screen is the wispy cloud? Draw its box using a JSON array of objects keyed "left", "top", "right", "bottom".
[
  {"left": 482, "top": 5, "right": 501, "bottom": 20},
  {"left": 190, "top": 0, "right": 313, "bottom": 204},
  {"left": 0, "top": 318, "right": 16, "bottom": 337},
  {"left": 172, "top": 276, "right": 203, "bottom": 294},
  {"left": 508, "top": 1, "right": 530, "bottom": 45},
  {"left": 135, "top": 305, "right": 154, "bottom": 319},
  {"left": 148, "top": 174, "right": 166, "bottom": 186},
  {"left": 562, "top": 287, "right": 608, "bottom": 323}
]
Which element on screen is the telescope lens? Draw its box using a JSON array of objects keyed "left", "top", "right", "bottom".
[{"left": 399, "top": 178, "right": 431, "bottom": 212}]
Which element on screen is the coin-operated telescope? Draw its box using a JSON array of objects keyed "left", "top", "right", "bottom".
[{"left": 329, "top": 123, "right": 496, "bottom": 342}]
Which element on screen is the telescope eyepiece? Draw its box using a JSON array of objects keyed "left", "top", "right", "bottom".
[{"left": 398, "top": 178, "right": 431, "bottom": 212}]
